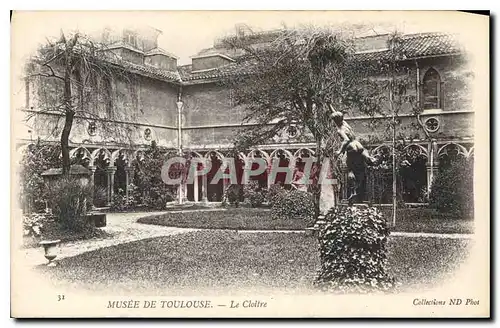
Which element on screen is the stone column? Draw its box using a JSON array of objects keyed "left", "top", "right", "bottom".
[
  {"left": 426, "top": 139, "right": 439, "bottom": 197},
  {"left": 124, "top": 166, "right": 133, "bottom": 201},
  {"left": 193, "top": 173, "right": 199, "bottom": 202},
  {"left": 266, "top": 160, "right": 272, "bottom": 190},
  {"left": 88, "top": 166, "right": 97, "bottom": 209},
  {"left": 177, "top": 184, "right": 183, "bottom": 205},
  {"left": 201, "top": 170, "right": 208, "bottom": 203},
  {"left": 183, "top": 181, "right": 188, "bottom": 201},
  {"left": 106, "top": 166, "right": 117, "bottom": 206},
  {"left": 222, "top": 165, "right": 228, "bottom": 202}
]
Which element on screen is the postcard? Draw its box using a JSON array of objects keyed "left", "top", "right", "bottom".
[{"left": 10, "top": 10, "right": 490, "bottom": 318}]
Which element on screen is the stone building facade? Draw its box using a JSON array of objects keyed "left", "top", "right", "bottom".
[{"left": 16, "top": 26, "right": 475, "bottom": 205}]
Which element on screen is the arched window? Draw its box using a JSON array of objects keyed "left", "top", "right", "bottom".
[{"left": 422, "top": 68, "right": 443, "bottom": 109}]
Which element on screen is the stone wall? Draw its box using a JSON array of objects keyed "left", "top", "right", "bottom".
[
  {"left": 24, "top": 69, "right": 180, "bottom": 149},
  {"left": 182, "top": 83, "right": 246, "bottom": 126},
  {"left": 22, "top": 53, "right": 474, "bottom": 152},
  {"left": 181, "top": 54, "right": 474, "bottom": 149}
]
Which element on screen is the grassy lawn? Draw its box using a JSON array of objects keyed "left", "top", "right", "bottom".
[
  {"left": 36, "top": 230, "right": 471, "bottom": 295},
  {"left": 100, "top": 203, "right": 216, "bottom": 213},
  {"left": 390, "top": 216, "right": 473, "bottom": 234},
  {"left": 138, "top": 208, "right": 309, "bottom": 231},
  {"left": 137, "top": 207, "right": 474, "bottom": 234}
]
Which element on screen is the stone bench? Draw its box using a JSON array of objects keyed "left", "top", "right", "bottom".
[{"left": 86, "top": 213, "right": 107, "bottom": 228}]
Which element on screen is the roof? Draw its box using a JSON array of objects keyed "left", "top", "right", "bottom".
[
  {"left": 103, "top": 31, "right": 463, "bottom": 84},
  {"left": 178, "top": 60, "right": 255, "bottom": 82},
  {"left": 179, "top": 32, "right": 462, "bottom": 82},
  {"left": 145, "top": 47, "right": 179, "bottom": 59},
  {"left": 106, "top": 55, "right": 182, "bottom": 83},
  {"left": 356, "top": 32, "right": 462, "bottom": 61}
]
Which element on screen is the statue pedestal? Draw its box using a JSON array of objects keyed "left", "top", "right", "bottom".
[{"left": 319, "top": 183, "right": 336, "bottom": 216}]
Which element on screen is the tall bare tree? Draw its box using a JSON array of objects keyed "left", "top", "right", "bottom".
[
  {"left": 25, "top": 30, "right": 134, "bottom": 175},
  {"left": 220, "top": 25, "right": 384, "bottom": 214}
]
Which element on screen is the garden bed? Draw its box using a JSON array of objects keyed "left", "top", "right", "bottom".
[{"left": 137, "top": 207, "right": 308, "bottom": 231}]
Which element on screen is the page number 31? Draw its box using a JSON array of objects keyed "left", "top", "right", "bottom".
[{"left": 58, "top": 295, "right": 65, "bottom": 301}]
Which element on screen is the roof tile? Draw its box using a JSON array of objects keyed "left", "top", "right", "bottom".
[
  {"left": 181, "top": 32, "right": 462, "bottom": 82},
  {"left": 108, "top": 32, "right": 463, "bottom": 84}
]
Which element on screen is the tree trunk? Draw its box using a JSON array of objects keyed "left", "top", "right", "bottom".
[
  {"left": 61, "top": 111, "right": 74, "bottom": 176},
  {"left": 313, "top": 138, "right": 323, "bottom": 219},
  {"left": 61, "top": 52, "right": 74, "bottom": 176}
]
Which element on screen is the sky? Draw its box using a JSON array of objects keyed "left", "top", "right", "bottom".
[{"left": 11, "top": 11, "right": 485, "bottom": 66}]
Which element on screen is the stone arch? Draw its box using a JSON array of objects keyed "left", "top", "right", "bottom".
[
  {"left": 247, "top": 149, "right": 270, "bottom": 163},
  {"left": 180, "top": 151, "right": 203, "bottom": 203},
  {"left": 70, "top": 146, "right": 92, "bottom": 160},
  {"left": 237, "top": 152, "right": 247, "bottom": 161},
  {"left": 111, "top": 149, "right": 131, "bottom": 167},
  {"left": 90, "top": 148, "right": 112, "bottom": 167},
  {"left": 269, "top": 148, "right": 296, "bottom": 188},
  {"left": 70, "top": 146, "right": 92, "bottom": 167},
  {"left": 403, "top": 144, "right": 428, "bottom": 158},
  {"left": 89, "top": 148, "right": 112, "bottom": 207},
  {"left": 467, "top": 146, "right": 475, "bottom": 159},
  {"left": 110, "top": 149, "right": 132, "bottom": 196},
  {"left": 246, "top": 149, "right": 270, "bottom": 189},
  {"left": 269, "top": 148, "right": 294, "bottom": 160},
  {"left": 400, "top": 144, "right": 429, "bottom": 203},
  {"left": 371, "top": 144, "right": 392, "bottom": 156},
  {"left": 132, "top": 149, "right": 145, "bottom": 162},
  {"left": 438, "top": 143, "right": 468, "bottom": 158},
  {"left": 203, "top": 150, "right": 226, "bottom": 202},
  {"left": 420, "top": 66, "right": 444, "bottom": 83},
  {"left": 204, "top": 150, "right": 225, "bottom": 160},
  {"left": 294, "top": 147, "right": 316, "bottom": 158}
]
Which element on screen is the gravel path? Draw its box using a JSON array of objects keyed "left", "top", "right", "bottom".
[
  {"left": 17, "top": 210, "right": 473, "bottom": 267},
  {"left": 18, "top": 211, "right": 197, "bottom": 267}
]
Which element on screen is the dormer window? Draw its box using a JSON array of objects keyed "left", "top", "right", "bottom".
[
  {"left": 422, "top": 68, "right": 443, "bottom": 110},
  {"left": 123, "top": 30, "right": 138, "bottom": 48}
]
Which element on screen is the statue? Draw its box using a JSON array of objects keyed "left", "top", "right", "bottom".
[{"left": 329, "top": 107, "right": 377, "bottom": 206}]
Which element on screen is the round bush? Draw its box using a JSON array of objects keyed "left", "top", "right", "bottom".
[
  {"left": 315, "top": 205, "right": 395, "bottom": 294},
  {"left": 243, "top": 181, "right": 266, "bottom": 207},
  {"left": 223, "top": 184, "right": 243, "bottom": 207},
  {"left": 429, "top": 158, "right": 474, "bottom": 219},
  {"left": 271, "top": 189, "right": 315, "bottom": 223},
  {"left": 267, "top": 184, "right": 287, "bottom": 207}
]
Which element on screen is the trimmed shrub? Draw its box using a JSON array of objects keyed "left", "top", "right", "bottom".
[
  {"left": 132, "top": 141, "right": 177, "bottom": 209},
  {"left": 267, "top": 184, "right": 287, "bottom": 207},
  {"left": 110, "top": 188, "right": 138, "bottom": 212},
  {"left": 223, "top": 184, "right": 243, "bottom": 207},
  {"left": 243, "top": 180, "right": 266, "bottom": 207},
  {"left": 93, "top": 186, "right": 108, "bottom": 208},
  {"left": 270, "top": 189, "right": 315, "bottom": 225},
  {"left": 143, "top": 188, "right": 175, "bottom": 210},
  {"left": 315, "top": 205, "right": 396, "bottom": 294},
  {"left": 429, "top": 158, "right": 474, "bottom": 219},
  {"left": 19, "top": 141, "right": 62, "bottom": 213},
  {"left": 45, "top": 177, "right": 93, "bottom": 232}
]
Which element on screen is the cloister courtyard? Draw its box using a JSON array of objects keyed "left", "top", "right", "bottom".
[{"left": 22, "top": 207, "right": 473, "bottom": 295}]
